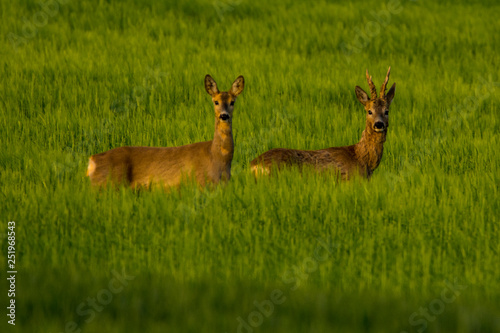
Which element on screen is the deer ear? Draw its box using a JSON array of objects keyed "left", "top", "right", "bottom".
[
  {"left": 385, "top": 83, "right": 396, "bottom": 106},
  {"left": 355, "top": 86, "right": 370, "bottom": 105},
  {"left": 205, "top": 75, "right": 219, "bottom": 96},
  {"left": 230, "top": 76, "right": 244, "bottom": 96}
]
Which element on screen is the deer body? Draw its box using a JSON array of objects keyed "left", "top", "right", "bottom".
[
  {"left": 87, "top": 75, "right": 244, "bottom": 188},
  {"left": 251, "top": 68, "right": 395, "bottom": 180}
]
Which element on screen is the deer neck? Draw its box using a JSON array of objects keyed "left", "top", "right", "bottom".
[
  {"left": 354, "top": 126, "right": 386, "bottom": 173},
  {"left": 211, "top": 119, "right": 234, "bottom": 165}
]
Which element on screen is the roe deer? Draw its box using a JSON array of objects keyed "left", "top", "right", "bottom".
[
  {"left": 250, "top": 67, "right": 395, "bottom": 180},
  {"left": 87, "top": 75, "right": 245, "bottom": 188}
]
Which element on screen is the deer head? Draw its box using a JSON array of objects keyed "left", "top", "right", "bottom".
[
  {"left": 205, "top": 75, "right": 245, "bottom": 129},
  {"left": 355, "top": 67, "right": 396, "bottom": 134}
]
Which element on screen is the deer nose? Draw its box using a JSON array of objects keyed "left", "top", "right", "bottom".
[
  {"left": 220, "top": 113, "right": 230, "bottom": 121},
  {"left": 374, "top": 121, "right": 385, "bottom": 130}
]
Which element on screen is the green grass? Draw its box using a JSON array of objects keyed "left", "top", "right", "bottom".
[{"left": 1, "top": 0, "right": 499, "bottom": 332}]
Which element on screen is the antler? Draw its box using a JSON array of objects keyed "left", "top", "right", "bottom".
[
  {"left": 379, "top": 66, "right": 391, "bottom": 98},
  {"left": 366, "top": 69, "right": 377, "bottom": 100}
]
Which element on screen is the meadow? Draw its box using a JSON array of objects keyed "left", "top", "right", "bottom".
[{"left": 0, "top": 0, "right": 499, "bottom": 332}]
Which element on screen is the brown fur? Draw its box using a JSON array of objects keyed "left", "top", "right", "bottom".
[
  {"left": 87, "top": 75, "right": 244, "bottom": 189},
  {"left": 250, "top": 68, "right": 396, "bottom": 180}
]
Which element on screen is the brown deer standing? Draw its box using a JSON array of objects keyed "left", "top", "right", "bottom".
[
  {"left": 250, "top": 68, "right": 395, "bottom": 180},
  {"left": 87, "top": 75, "right": 244, "bottom": 188}
]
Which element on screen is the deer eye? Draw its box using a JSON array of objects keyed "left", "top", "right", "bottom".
[
  {"left": 230, "top": 101, "right": 235, "bottom": 106},
  {"left": 368, "top": 111, "right": 373, "bottom": 115},
  {"left": 214, "top": 101, "right": 219, "bottom": 105},
  {"left": 385, "top": 110, "right": 389, "bottom": 115}
]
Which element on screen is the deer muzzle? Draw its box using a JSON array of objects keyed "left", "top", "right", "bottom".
[{"left": 373, "top": 121, "right": 386, "bottom": 132}]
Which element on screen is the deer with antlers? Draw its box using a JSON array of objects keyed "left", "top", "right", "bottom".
[
  {"left": 87, "top": 75, "right": 245, "bottom": 188},
  {"left": 250, "top": 68, "right": 395, "bottom": 180}
]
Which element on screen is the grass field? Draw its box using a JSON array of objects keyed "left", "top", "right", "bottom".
[{"left": 1, "top": 0, "right": 499, "bottom": 332}]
